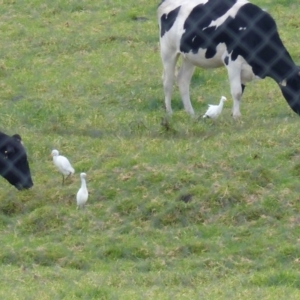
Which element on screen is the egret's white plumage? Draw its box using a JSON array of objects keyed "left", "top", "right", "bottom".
[
  {"left": 203, "top": 96, "right": 227, "bottom": 119},
  {"left": 51, "top": 149, "right": 75, "bottom": 184},
  {"left": 76, "top": 173, "right": 88, "bottom": 209}
]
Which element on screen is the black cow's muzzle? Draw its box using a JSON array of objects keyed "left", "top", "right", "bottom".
[{"left": 15, "top": 182, "right": 33, "bottom": 190}]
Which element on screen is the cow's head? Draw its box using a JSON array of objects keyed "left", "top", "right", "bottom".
[
  {"left": 279, "top": 68, "right": 300, "bottom": 115},
  {"left": 0, "top": 132, "right": 33, "bottom": 190}
]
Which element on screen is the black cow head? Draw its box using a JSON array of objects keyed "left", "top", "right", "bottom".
[
  {"left": 0, "top": 132, "right": 33, "bottom": 190},
  {"left": 279, "top": 68, "right": 300, "bottom": 115}
]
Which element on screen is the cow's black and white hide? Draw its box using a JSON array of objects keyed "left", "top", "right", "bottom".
[
  {"left": 157, "top": 0, "right": 300, "bottom": 118},
  {"left": 0, "top": 131, "right": 33, "bottom": 190}
]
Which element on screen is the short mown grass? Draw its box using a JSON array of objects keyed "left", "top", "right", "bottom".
[{"left": 1, "top": 0, "right": 300, "bottom": 299}]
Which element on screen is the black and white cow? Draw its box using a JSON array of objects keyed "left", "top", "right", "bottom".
[
  {"left": 157, "top": 0, "right": 300, "bottom": 118},
  {"left": 0, "top": 131, "right": 33, "bottom": 190}
]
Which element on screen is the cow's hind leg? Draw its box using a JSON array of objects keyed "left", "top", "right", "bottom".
[
  {"left": 161, "top": 48, "right": 179, "bottom": 115},
  {"left": 176, "top": 58, "right": 195, "bottom": 115}
]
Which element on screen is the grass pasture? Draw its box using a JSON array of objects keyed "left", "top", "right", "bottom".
[{"left": 1, "top": 0, "right": 300, "bottom": 298}]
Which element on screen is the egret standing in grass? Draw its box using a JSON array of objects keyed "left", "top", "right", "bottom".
[
  {"left": 203, "top": 96, "right": 227, "bottom": 119},
  {"left": 76, "top": 172, "right": 88, "bottom": 209},
  {"left": 51, "top": 149, "right": 75, "bottom": 185}
]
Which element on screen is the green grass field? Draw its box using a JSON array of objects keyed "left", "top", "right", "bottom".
[{"left": 1, "top": 0, "right": 300, "bottom": 298}]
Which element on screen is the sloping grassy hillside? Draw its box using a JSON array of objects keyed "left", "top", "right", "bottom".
[{"left": 1, "top": 0, "right": 300, "bottom": 299}]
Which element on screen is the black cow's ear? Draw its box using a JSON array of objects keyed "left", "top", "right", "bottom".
[{"left": 12, "top": 134, "right": 22, "bottom": 142}]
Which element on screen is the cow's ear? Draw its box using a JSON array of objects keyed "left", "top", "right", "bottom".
[{"left": 12, "top": 134, "right": 22, "bottom": 143}]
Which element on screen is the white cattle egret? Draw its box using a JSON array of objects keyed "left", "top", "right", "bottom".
[
  {"left": 51, "top": 149, "right": 75, "bottom": 185},
  {"left": 203, "top": 96, "right": 227, "bottom": 119},
  {"left": 76, "top": 172, "right": 88, "bottom": 209}
]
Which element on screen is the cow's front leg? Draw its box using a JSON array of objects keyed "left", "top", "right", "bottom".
[
  {"left": 232, "top": 85, "right": 242, "bottom": 119},
  {"left": 225, "top": 60, "right": 243, "bottom": 118}
]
